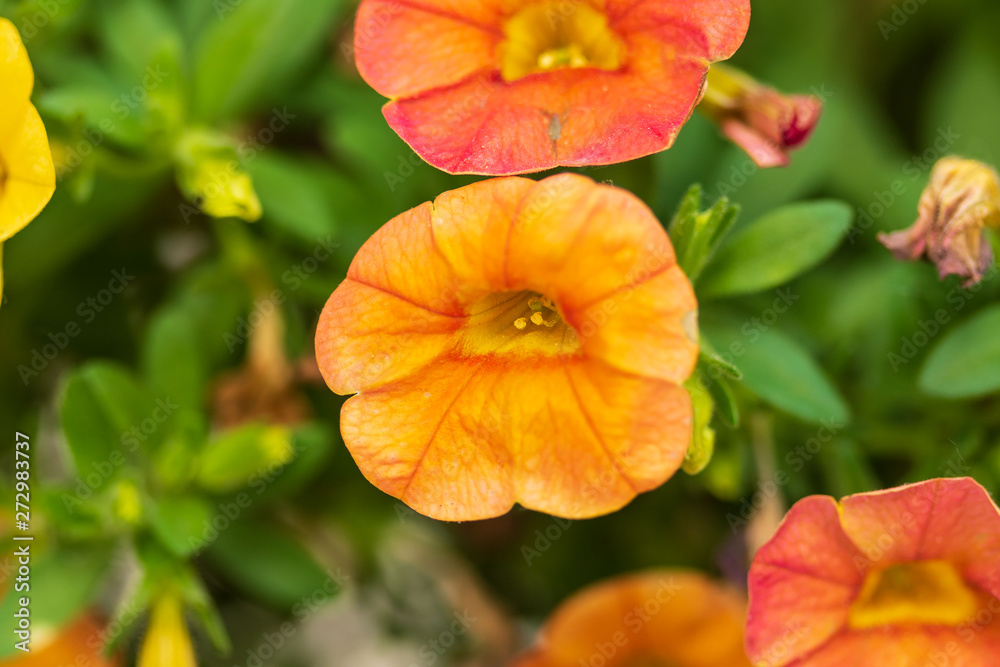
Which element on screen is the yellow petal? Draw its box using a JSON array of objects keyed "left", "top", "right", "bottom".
[{"left": 0, "top": 103, "right": 56, "bottom": 240}]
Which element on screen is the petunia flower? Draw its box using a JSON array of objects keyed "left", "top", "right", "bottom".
[
  {"left": 316, "top": 174, "right": 699, "bottom": 521},
  {"left": 879, "top": 156, "right": 1000, "bottom": 287},
  {"left": 511, "top": 570, "right": 751, "bottom": 667},
  {"left": 699, "top": 64, "right": 822, "bottom": 168},
  {"left": 353, "top": 0, "right": 750, "bottom": 175},
  {"left": 746, "top": 477, "right": 1000, "bottom": 667},
  {"left": 0, "top": 17, "right": 56, "bottom": 303}
]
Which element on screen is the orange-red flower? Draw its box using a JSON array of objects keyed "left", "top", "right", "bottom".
[
  {"left": 510, "top": 570, "right": 751, "bottom": 667},
  {"left": 699, "top": 64, "right": 823, "bottom": 168},
  {"left": 746, "top": 477, "right": 1000, "bottom": 667},
  {"left": 2, "top": 612, "right": 121, "bottom": 667},
  {"left": 316, "top": 174, "right": 699, "bottom": 521},
  {"left": 353, "top": 0, "right": 750, "bottom": 175}
]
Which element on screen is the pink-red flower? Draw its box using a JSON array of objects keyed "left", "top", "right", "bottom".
[
  {"left": 353, "top": 0, "right": 750, "bottom": 175},
  {"left": 699, "top": 64, "right": 823, "bottom": 168},
  {"left": 511, "top": 570, "right": 751, "bottom": 667},
  {"left": 747, "top": 477, "right": 1000, "bottom": 667},
  {"left": 315, "top": 174, "right": 699, "bottom": 521}
]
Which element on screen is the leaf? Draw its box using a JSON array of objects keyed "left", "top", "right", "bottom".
[
  {"left": 205, "top": 519, "right": 339, "bottom": 611},
  {"left": 247, "top": 151, "right": 340, "bottom": 243},
  {"left": 700, "top": 201, "right": 853, "bottom": 298},
  {"left": 196, "top": 423, "right": 294, "bottom": 494},
  {"left": 191, "top": 0, "right": 346, "bottom": 122},
  {"left": 919, "top": 305, "right": 1000, "bottom": 398},
  {"left": 60, "top": 362, "right": 153, "bottom": 479},
  {"left": 150, "top": 495, "right": 214, "bottom": 558},
  {"left": 142, "top": 305, "right": 207, "bottom": 411},
  {"left": 702, "top": 320, "right": 851, "bottom": 425}
]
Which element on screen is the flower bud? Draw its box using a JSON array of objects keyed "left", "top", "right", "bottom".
[
  {"left": 878, "top": 156, "right": 1000, "bottom": 287},
  {"left": 682, "top": 374, "right": 715, "bottom": 475},
  {"left": 138, "top": 593, "right": 197, "bottom": 667},
  {"left": 174, "top": 130, "right": 261, "bottom": 222},
  {"left": 700, "top": 64, "right": 822, "bottom": 168}
]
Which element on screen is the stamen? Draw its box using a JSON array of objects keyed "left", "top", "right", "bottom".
[
  {"left": 514, "top": 317, "right": 529, "bottom": 330},
  {"left": 530, "top": 312, "right": 545, "bottom": 326}
]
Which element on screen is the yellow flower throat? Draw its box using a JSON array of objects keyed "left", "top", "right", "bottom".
[{"left": 499, "top": 1, "right": 626, "bottom": 81}]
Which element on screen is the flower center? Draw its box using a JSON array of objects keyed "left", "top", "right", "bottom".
[
  {"left": 847, "top": 560, "right": 979, "bottom": 629},
  {"left": 460, "top": 290, "right": 581, "bottom": 358},
  {"left": 499, "top": 1, "right": 626, "bottom": 82}
]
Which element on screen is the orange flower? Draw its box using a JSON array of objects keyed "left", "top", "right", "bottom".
[
  {"left": 879, "top": 157, "right": 1000, "bottom": 287},
  {"left": 746, "top": 477, "right": 1000, "bottom": 667},
  {"left": 316, "top": 174, "right": 699, "bottom": 521},
  {"left": 353, "top": 0, "right": 750, "bottom": 175},
  {"left": 1, "top": 18, "right": 56, "bottom": 301},
  {"left": 700, "top": 64, "right": 822, "bottom": 168},
  {"left": 1, "top": 612, "right": 121, "bottom": 667},
  {"left": 510, "top": 570, "right": 751, "bottom": 667}
]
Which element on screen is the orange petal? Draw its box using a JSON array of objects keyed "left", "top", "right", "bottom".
[
  {"left": 0, "top": 103, "right": 56, "bottom": 240},
  {"left": 514, "top": 570, "right": 749, "bottom": 667},
  {"left": 340, "top": 356, "right": 691, "bottom": 521},
  {"left": 315, "top": 278, "right": 463, "bottom": 394},
  {"left": 838, "top": 477, "right": 1000, "bottom": 599},
  {"left": 607, "top": 0, "right": 750, "bottom": 61},
  {"left": 384, "top": 46, "right": 710, "bottom": 174},
  {"left": 747, "top": 496, "right": 864, "bottom": 667},
  {"left": 783, "top": 625, "right": 1000, "bottom": 667},
  {"left": 354, "top": 0, "right": 503, "bottom": 99}
]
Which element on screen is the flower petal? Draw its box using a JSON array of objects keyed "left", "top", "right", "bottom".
[
  {"left": 608, "top": 0, "right": 750, "bottom": 61},
  {"left": 784, "top": 625, "right": 1000, "bottom": 667},
  {"left": 340, "top": 356, "right": 691, "bottom": 521},
  {"left": 518, "top": 571, "right": 748, "bottom": 667},
  {"left": 354, "top": 0, "right": 504, "bottom": 99},
  {"left": 838, "top": 477, "right": 1000, "bottom": 599},
  {"left": 0, "top": 17, "right": 33, "bottom": 104},
  {"left": 0, "top": 103, "right": 56, "bottom": 240},
  {"left": 747, "top": 496, "right": 864, "bottom": 667},
  {"left": 384, "top": 46, "right": 710, "bottom": 174}
]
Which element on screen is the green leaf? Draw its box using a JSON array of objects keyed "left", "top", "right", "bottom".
[
  {"left": 700, "top": 201, "right": 853, "bottom": 298},
  {"left": 143, "top": 305, "right": 207, "bottom": 411},
  {"left": 60, "top": 362, "right": 152, "bottom": 480},
  {"left": 702, "top": 320, "right": 851, "bottom": 425},
  {"left": 205, "top": 519, "right": 339, "bottom": 610},
  {"left": 150, "top": 495, "right": 214, "bottom": 558},
  {"left": 196, "top": 423, "right": 295, "bottom": 494},
  {"left": 0, "top": 545, "right": 112, "bottom": 659},
  {"left": 247, "top": 151, "right": 340, "bottom": 243},
  {"left": 919, "top": 305, "right": 1000, "bottom": 398},
  {"left": 192, "top": 0, "right": 345, "bottom": 122}
]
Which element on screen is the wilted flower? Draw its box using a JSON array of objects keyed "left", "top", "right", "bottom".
[
  {"left": 699, "top": 64, "right": 822, "bottom": 168},
  {"left": 316, "top": 174, "right": 699, "bottom": 521},
  {"left": 0, "top": 18, "right": 56, "bottom": 302},
  {"left": 353, "top": 0, "right": 750, "bottom": 175},
  {"left": 511, "top": 570, "right": 751, "bottom": 667},
  {"left": 138, "top": 593, "right": 198, "bottom": 667},
  {"left": 879, "top": 156, "right": 1000, "bottom": 287},
  {"left": 746, "top": 477, "right": 1000, "bottom": 667}
]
